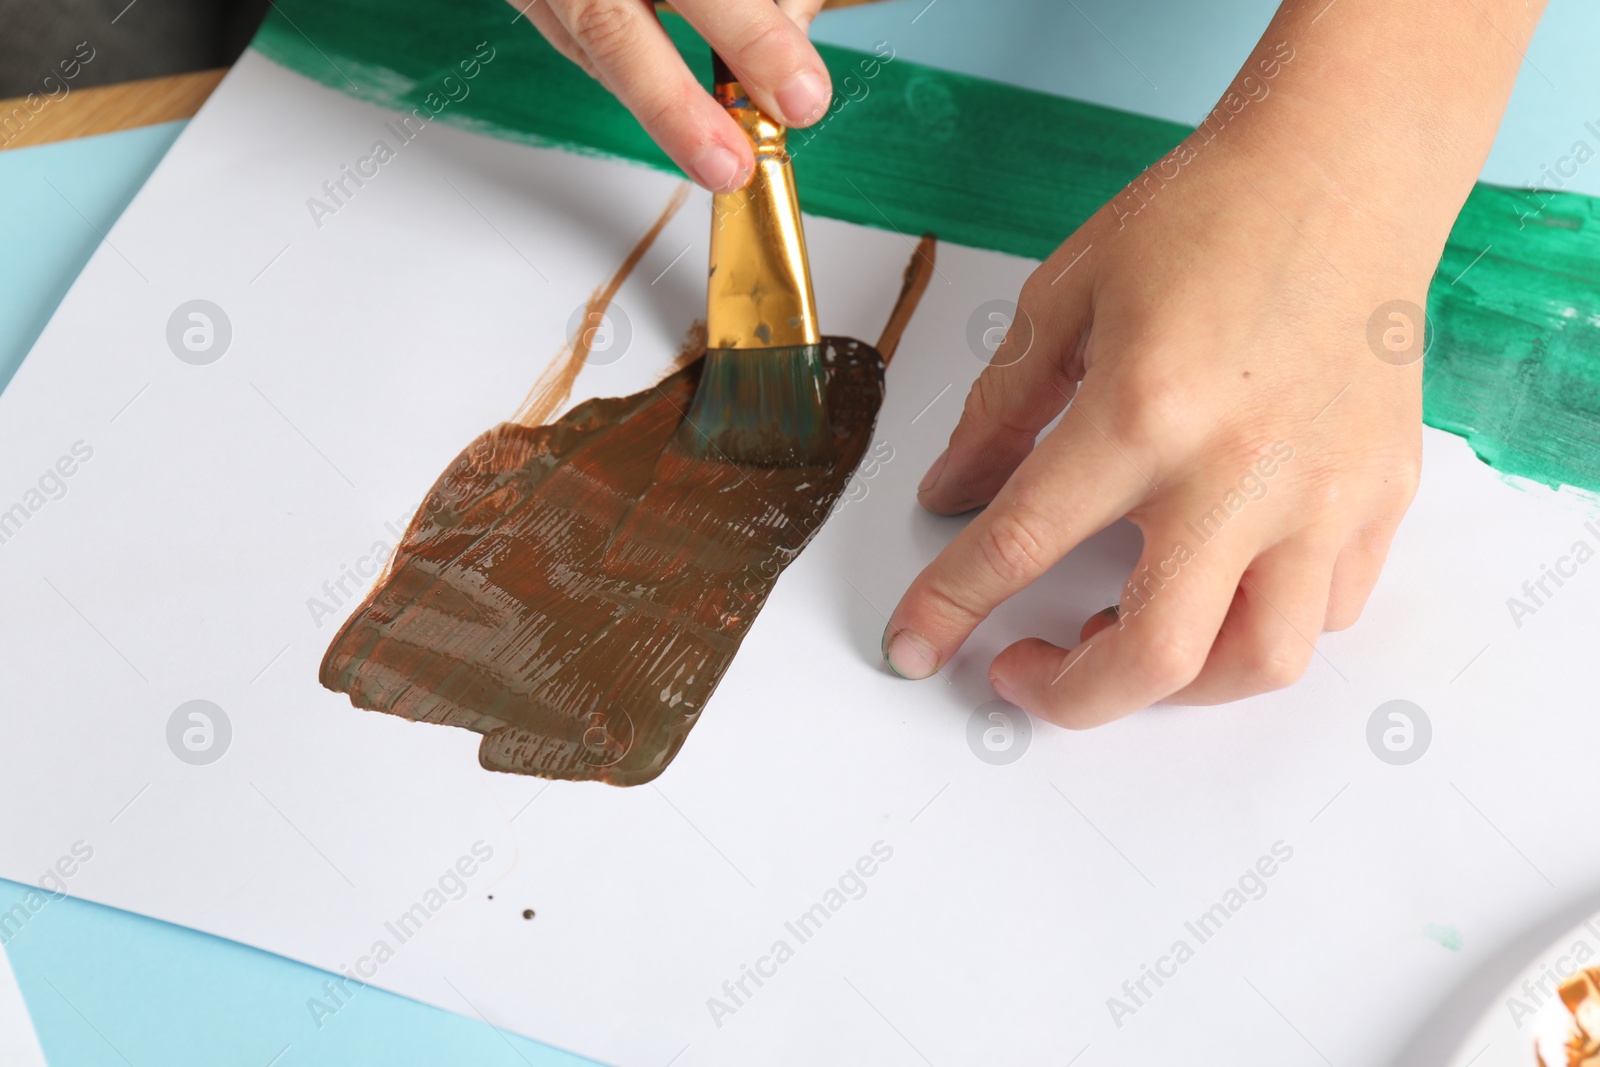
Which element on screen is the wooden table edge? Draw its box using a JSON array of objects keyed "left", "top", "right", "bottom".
[{"left": 0, "top": 67, "right": 228, "bottom": 152}]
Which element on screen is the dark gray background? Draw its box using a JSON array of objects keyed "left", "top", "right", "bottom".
[{"left": 0, "top": 0, "right": 269, "bottom": 97}]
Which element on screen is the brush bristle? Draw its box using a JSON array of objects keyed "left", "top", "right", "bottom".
[{"left": 676, "top": 345, "right": 831, "bottom": 466}]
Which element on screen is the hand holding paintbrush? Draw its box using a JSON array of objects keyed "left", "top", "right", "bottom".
[
  {"left": 675, "top": 51, "right": 830, "bottom": 466},
  {"left": 520, "top": 0, "right": 1551, "bottom": 729},
  {"left": 514, "top": 0, "right": 837, "bottom": 465},
  {"left": 512, "top": 0, "right": 833, "bottom": 192}
]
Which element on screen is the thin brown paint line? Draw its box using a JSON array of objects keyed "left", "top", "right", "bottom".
[
  {"left": 513, "top": 181, "right": 692, "bottom": 428},
  {"left": 876, "top": 233, "right": 936, "bottom": 366}
]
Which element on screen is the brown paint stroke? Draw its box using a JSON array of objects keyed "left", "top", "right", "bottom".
[
  {"left": 321, "top": 224, "right": 936, "bottom": 786},
  {"left": 876, "top": 234, "right": 935, "bottom": 365},
  {"left": 512, "top": 181, "right": 691, "bottom": 429}
]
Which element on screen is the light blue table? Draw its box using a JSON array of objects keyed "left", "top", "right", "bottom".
[{"left": 3, "top": 0, "right": 1594, "bottom": 1060}]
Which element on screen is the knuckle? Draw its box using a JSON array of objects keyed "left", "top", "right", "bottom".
[
  {"left": 920, "top": 572, "right": 988, "bottom": 629},
  {"left": 538, "top": 24, "right": 597, "bottom": 75},
  {"left": 1126, "top": 625, "right": 1209, "bottom": 693},
  {"left": 1211, "top": 430, "right": 1279, "bottom": 472},
  {"left": 1306, "top": 470, "right": 1350, "bottom": 519},
  {"left": 962, "top": 372, "right": 1002, "bottom": 423},
  {"left": 1100, "top": 356, "right": 1201, "bottom": 456},
  {"left": 1012, "top": 278, "right": 1053, "bottom": 336},
  {"left": 961, "top": 374, "right": 1035, "bottom": 445},
  {"left": 727, "top": 18, "right": 794, "bottom": 67},
  {"left": 975, "top": 506, "right": 1055, "bottom": 587},
  {"left": 1016, "top": 271, "right": 1049, "bottom": 306},
  {"left": 1277, "top": 460, "right": 1348, "bottom": 522},
  {"left": 1238, "top": 638, "right": 1310, "bottom": 692},
  {"left": 633, "top": 81, "right": 693, "bottom": 141},
  {"left": 1386, "top": 454, "right": 1421, "bottom": 506},
  {"left": 570, "top": 0, "right": 637, "bottom": 63}
]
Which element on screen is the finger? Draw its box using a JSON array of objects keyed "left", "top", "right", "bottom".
[
  {"left": 883, "top": 416, "right": 1146, "bottom": 680},
  {"left": 919, "top": 248, "right": 1095, "bottom": 516},
  {"left": 523, "top": 1, "right": 590, "bottom": 69},
  {"left": 1078, "top": 605, "right": 1120, "bottom": 643},
  {"left": 1166, "top": 536, "right": 1336, "bottom": 705},
  {"left": 989, "top": 503, "right": 1253, "bottom": 728},
  {"left": 551, "top": 0, "right": 753, "bottom": 191},
  {"left": 519, "top": 0, "right": 595, "bottom": 73},
  {"left": 1326, "top": 518, "right": 1400, "bottom": 630},
  {"left": 777, "top": 0, "right": 827, "bottom": 34},
  {"left": 674, "top": 0, "right": 832, "bottom": 127}
]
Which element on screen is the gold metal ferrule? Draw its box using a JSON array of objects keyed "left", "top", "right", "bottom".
[{"left": 706, "top": 78, "right": 820, "bottom": 350}]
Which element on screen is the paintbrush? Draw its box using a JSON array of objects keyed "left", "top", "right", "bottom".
[{"left": 675, "top": 51, "right": 830, "bottom": 467}]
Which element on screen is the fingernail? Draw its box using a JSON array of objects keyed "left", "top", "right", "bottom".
[
  {"left": 1099, "top": 605, "right": 1120, "bottom": 621},
  {"left": 775, "top": 69, "right": 829, "bottom": 126},
  {"left": 689, "top": 144, "right": 742, "bottom": 191},
  {"left": 883, "top": 627, "right": 940, "bottom": 680},
  {"left": 990, "top": 671, "right": 1020, "bottom": 706},
  {"left": 917, "top": 449, "right": 949, "bottom": 494}
]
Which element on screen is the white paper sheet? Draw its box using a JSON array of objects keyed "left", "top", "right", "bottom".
[
  {"left": 0, "top": 945, "right": 46, "bottom": 1067},
  {"left": 1, "top": 50, "right": 1598, "bottom": 1066}
]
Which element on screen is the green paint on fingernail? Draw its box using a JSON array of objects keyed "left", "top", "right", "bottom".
[{"left": 881, "top": 624, "right": 904, "bottom": 677}]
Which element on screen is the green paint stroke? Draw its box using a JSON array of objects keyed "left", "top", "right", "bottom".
[
  {"left": 1421, "top": 923, "right": 1463, "bottom": 951},
  {"left": 253, "top": 0, "right": 1600, "bottom": 496},
  {"left": 1430, "top": 188, "right": 1600, "bottom": 497}
]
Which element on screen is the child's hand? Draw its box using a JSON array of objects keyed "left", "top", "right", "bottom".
[
  {"left": 883, "top": 123, "right": 1432, "bottom": 723},
  {"left": 512, "top": 0, "right": 831, "bottom": 191},
  {"left": 883, "top": 0, "right": 1543, "bottom": 726}
]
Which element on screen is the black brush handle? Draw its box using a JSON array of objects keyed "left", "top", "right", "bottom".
[{"left": 712, "top": 0, "right": 779, "bottom": 87}]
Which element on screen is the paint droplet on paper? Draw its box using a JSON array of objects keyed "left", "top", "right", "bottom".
[{"left": 1422, "top": 923, "right": 1463, "bottom": 951}]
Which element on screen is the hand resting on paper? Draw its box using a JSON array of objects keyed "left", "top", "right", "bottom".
[
  {"left": 883, "top": 0, "right": 1548, "bottom": 725},
  {"left": 510, "top": 0, "right": 831, "bottom": 191}
]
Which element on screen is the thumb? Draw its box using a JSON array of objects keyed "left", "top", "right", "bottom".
[
  {"left": 778, "top": 0, "right": 827, "bottom": 34},
  {"left": 919, "top": 244, "right": 1094, "bottom": 516}
]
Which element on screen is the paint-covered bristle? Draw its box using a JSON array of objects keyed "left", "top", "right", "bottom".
[{"left": 678, "top": 345, "right": 831, "bottom": 466}]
